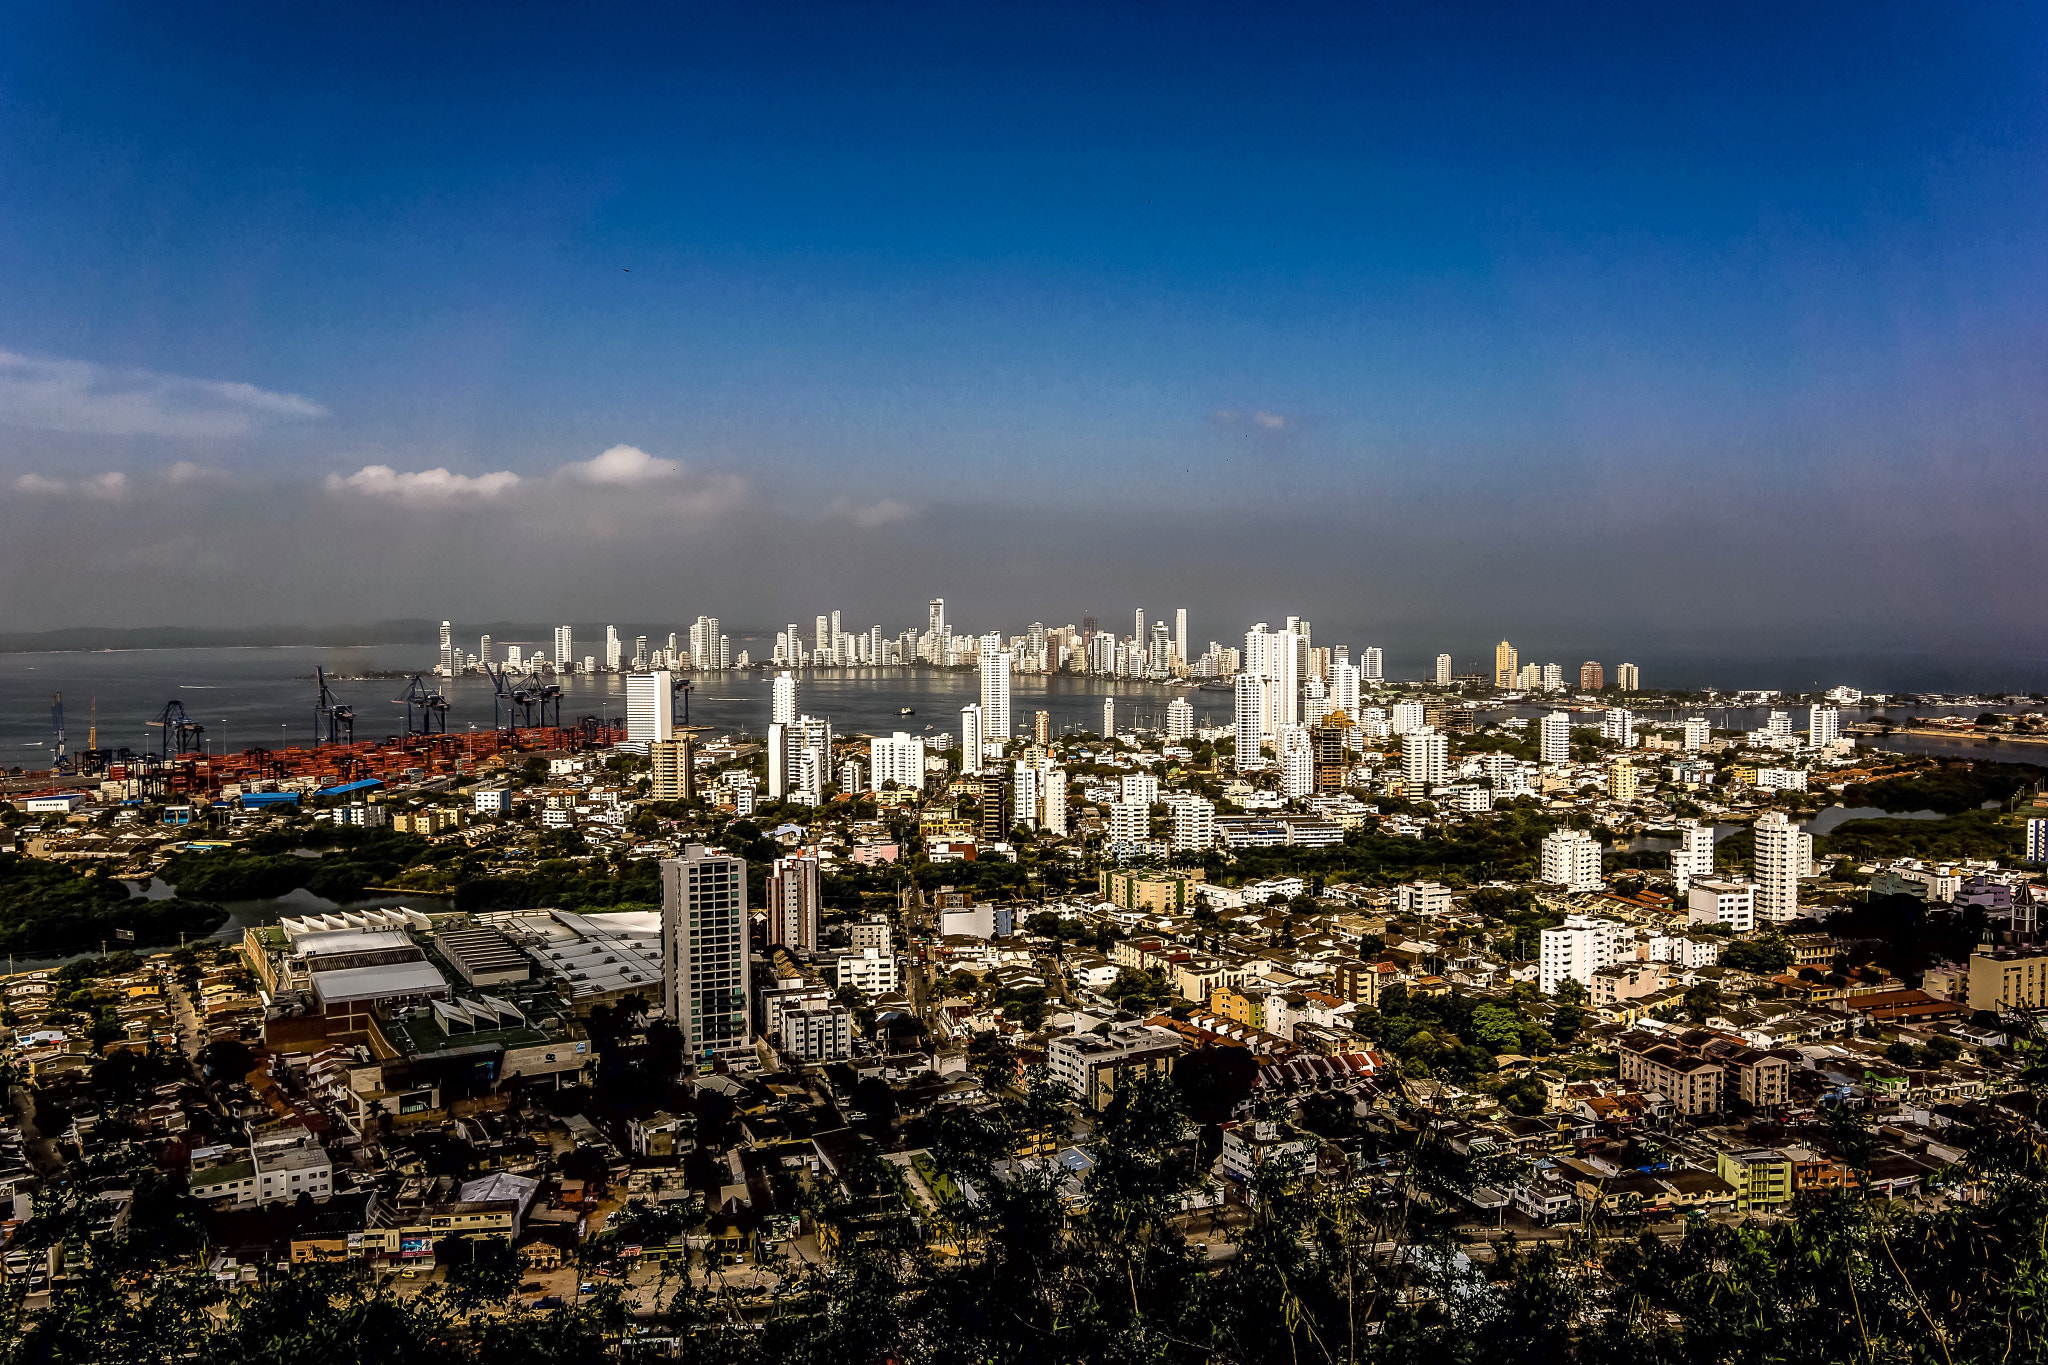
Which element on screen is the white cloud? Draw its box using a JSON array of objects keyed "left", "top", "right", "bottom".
[
  {"left": 559, "top": 443, "right": 680, "bottom": 485},
  {"left": 822, "top": 495, "right": 914, "bottom": 528},
  {"left": 163, "top": 461, "right": 218, "bottom": 484},
  {"left": 325, "top": 464, "right": 522, "bottom": 501},
  {"left": 14, "top": 470, "right": 129, "bottom": 497},
  {"left": 1214, "top": 408, "right": 1288, "bottom": 430},
  {"left": 0, "top": 349, "right": 328, "bottom": 439}
]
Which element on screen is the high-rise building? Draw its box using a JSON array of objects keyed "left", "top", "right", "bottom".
[
  {"left": 1541, "top": 663, "right": 1564, "bottom": 693},
  {"left": 1401, "top": 727, "right": 1448, "bottom": 791},
  {"left": 771, "top": 671, "right": 800, "bottom": 726},
  {"left": 978, "top": 771, "right": 1011, "bottom": 842},
  {"left": 1280, "top": 727, "right": 1315, "bottom": 798},
  {"left": 1233, "top": 675, "right": 1263, "bottom": 771},
  {"left": 554, "top": 625, "right": 574, "bottom": 670},
  {"left": 1579, "top": 661, "right": 1605, "bottom": 691},
  {"left": 1329, "top": 660, "right": 1360, "bottom": 721},
  {"left": 1040, "top": 763, "right": 1067, "bottom": 835},
  {"left": 1362, "top": 646, "right": 1383, "bottom": 682},
  {"left": 438, "top": 621, "right": 454, "bottom": 676},
  {"left": 1541, "top": 710, "right": 1572, "bottom": 765},
  {"left": 1607, "top": 756, "right": 1637, "bottom": 801},
  {"left": 624, "top": 670, "right": 674, "bottom": 745},
  {"left": 1174, "top": 608, "right": 1188, "bottom": 666},
  {"left": 688, "top": 616, "right": 721, "bottom": 670},
  {"left": 1541, "top": 829, "right": 1605, "bottom": 892},
  {"left": 765, "top": 853, "right": 821, "bottom": 953},
  {"left": 1671, "top": 818, "right": 1715, "bottom": 892},
  {"left": 1012, "top": 762, "right": 1040, "bottom": 831},
  {"left": 633, "top": 635, "right": 649, "bottom": 670},
  {"left": 1134, "top": 608, "right": 1146, "bottom": 653},
  {"left": 605, "top": 625, "right": 622, "bottom": 671},
  {"left": 961, "top": 703, "right": 983, "bottom": 775},
  {"left": 662, "top": 845, "right": 752, "bottom": 1062},
  {"left": 648, "top": 737, "right": 696, "bottom": 802},
  {"left": 1602, "top": 708, "right": 1636, "bottom": 748},
  {"left": 1166, "top": 697, "right": 1193, "bottom": 739},
  {"left": 1615, "top": 662, "right": 1640, "bottom": 692},
  {"left": 979, "top": 643, "right": 1012, "bottom": 743},
  {"left": 1169, "top": 794, "right": 1215, "bottom": 852},
  {"left": 1034, "top": 710, "right": 1050, "bottom": 746},
  {"left": 478, "top": 634, "right": 491, "bottom": 666},
  {"left": 1435, "top": 653, "right": 1453, "bottom": 687},
  {"left": 1753, "top": 811, "right": 1810, "bottom": 925},
  {"left": 768, "top": 716, "right": 831, "bottom": 802},
  {"left": 1495, "top": 640, "right": 1518, "bottom": 688},
  {"left": 1102, "top": 697, "right": 1115, "bottom": 738},
  {"left": 2028, "top": 817, "right": 2048, "bottom": 865},
  {"left": 1808, "top": 704, "right": 1841, "bottom": 749},
  {"left": 1107, "top": 799, "right": 1150, "bottom": 845},
  {"left": 1540, "top": 914, "right": 1626, "bottom": 994},
  {"left": 1390, "top": 701, "right": 1427, "bottom": 734},
  {"left": 869, "top": 732, "right": 927, "bottom": 793}
]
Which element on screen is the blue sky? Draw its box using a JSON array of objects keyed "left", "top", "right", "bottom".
[{"left": 2, "top": 2, "right": 2046, "bottom": 667}]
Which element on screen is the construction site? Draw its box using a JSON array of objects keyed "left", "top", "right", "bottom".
[{"left": 13, "top": 667, "right": 629, "bottom": 802}]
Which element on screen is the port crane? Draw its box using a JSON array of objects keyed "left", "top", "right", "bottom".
[
  {"left": 396, "top": 674, "right": 450, "bottom": 737},
  {"left": 315, "top": 668, "right": 355, "bottom": 745}
]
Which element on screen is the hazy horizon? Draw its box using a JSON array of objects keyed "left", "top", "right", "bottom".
[{"left": 4, "top": 4, "right": 2047, "bottom": 658}]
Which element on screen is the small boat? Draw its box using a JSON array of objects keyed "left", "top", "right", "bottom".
[{"left": 899, "top": 707, "right": 916, "bottom": 716}]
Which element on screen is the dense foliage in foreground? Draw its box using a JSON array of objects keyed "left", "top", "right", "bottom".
[{"left": 10, "top": 1050, "right": 2048, "bottom": 1365}]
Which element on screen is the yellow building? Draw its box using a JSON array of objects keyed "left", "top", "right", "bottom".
[
  {"left": 1099, "top": 867, "right": 1207, "bottom": 913},
  {"left": 1207, "top": 986, "right": 1263, "bottom": 1030},
  {"left": 1607, "top": 758, "right": 1637, "bottom": 801},
  {"left": 1964, "top": 945, "right": 2048, "bottom": 1011},
  {"left": 1495, "top": 640, "right": 1518, "bottom": 689},
  {"left": 648, "top": 737, "right": 697, "bottom": 801},
  {"left": 1716, "top": 1148, "right": 1794, "bottom": 1210}
]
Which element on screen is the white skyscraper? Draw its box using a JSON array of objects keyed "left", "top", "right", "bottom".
[
  {"left": 1170, "top": 794, "right": 1216, "bottom": 852},
  {"left": 960, "top": 704, "right": 983, "bottom": 775},
  {"left": 1329, "top": 660, "right": 1360, "bottom": 721},
  {"left": 869, "top": 732, "right": 927, "bottom": 793},
  {"left": 979, "top": 644, "right": 1012, "bottom": 742},
  {"left": 662, "top": 845, "right": 752, "bottom": 1062},
  {"left": 1767, "top": 710, "right": 1793, "bottom": 737},
  {"left": 689, "top": 616, "right": 721, "bottom": 670},
  {"left": 1539, "top": 914, "right": 1626, "bottom": 994},
  {"left": 1174, "top": 608, "right": 1188, "bottom": 665},
  {"left": 771, "top": 671, "right": 800, "bottom": 726},
  {"left": 1808, "top": 704, "right": 1841, "bottom": 749},
  {"left": 553, "top": 625, "right": 574, "bottom": 671},
  {"left": 1362, "top": 646, "right": 1384, "bottom": 682},
  {"left": 1166, "top": 696, "right": 1193, "bottom": 739},
  {"left": 1107, "top": 799, "right": 1149, "bottom": 845},
  {"left": 1541, "top": 710, "right": 1572, "bottom": 766},
  {"left": 1541, "top": 829, "right": 1605, "bottom": 892},
  {"left": 1234, "top": 674, "right": 1264, "bottom": 770},
  {"left": 1434, "top": 653, "right": 1453, "bottom": 687},
  {"left": 1671, "top": 818, "right": 1716, "bottom": 893},
  {"left": 1012, "top": 761, "right": 1040, "bottom": 830},
  {"left": 1601, "top": 707, "right": 1636, "bottom": 748},
  {"left": 1101, "top": 697, "right": 1114, "bottom": 737},
  {"left": 1134, "top": 609, "right": 1145, "bottom": 653},
  {"left": 604, "top": 625, "right": 622, "bottom": 671},
  {"left": 1390, "top": 700, "right": 1428, "bottom": 734},
  {"left": 1280, "top": 726, "right": 1315, "bottom": 798},
  {"left": 1753, "top": 811, "right": 1810, "bottom": 924},
  {"left": 1401, "top": 727, "right": 1448, "bottom": 790},
  {"left": 624, "top": 670, "right": 674, "bottom": 746},
  {"left": 1040, "top": 764, "right": 1068, "bottom": 835},
  {"left": 1683, "top": 717, "right": 1711, "bottom": 751}
]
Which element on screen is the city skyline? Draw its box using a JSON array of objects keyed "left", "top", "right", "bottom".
[{"left": 0, "top": 5, "right": 2045, "bottom": 664}]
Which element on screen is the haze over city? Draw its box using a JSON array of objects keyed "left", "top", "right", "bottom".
[{"left": 2, "top": 3, "right": 2046, "bottom": 672}]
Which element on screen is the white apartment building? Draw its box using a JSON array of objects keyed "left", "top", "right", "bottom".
[
  {"left": 1362, "top": 646, "right": 1383, "bottom": 682},
  {"left": 624, "top": 669, "right": 674, "bottom": 746},
  {"left": 1682, "top": 717, "right": 1711, "bottom": 750},
  {"left": 1280, "top": 728, "right": 1315, "bottom": 798},
  {"left": 961, "top": 703, "right": 982, "bottom": 775},
  {"left": 1435, "top": 653, "right": 1453, "bottom": 686},
  {"left": 1169, "top": 794, "right": 1216, "bottom": 852},
  {"left": 1390, "top": 701, "right": 1428, "bottom": 735},
  {"left": 1166, "top": 696, "right": 1194, "bottom": 738},
  {"left": 1541, "top": 828, "right": 1604, "bottom": 892},
  {"left": 1808, "top": 704, "right": 1841, "bottom": 749},
  {"left": 1753, "top": 811, "right": 1811, "bottom": 924},
  {"left": 1540, "top": 710, "right": 1572, "bottom": 766},
  {"left": 979, "top": 644, "right": 1012, "bottom": 742},
  {"left": 831, "top": 946, "right": 900, "bottom": 996},
  {"left": 1012, "top": 761, "right": 1040, "bottom": 830},
  {"left": 1329, "top": 661, "right": 1360, "bottom": 720},
  {"left": 1121, "top": 773, "right": 1160, "bottom": 805},
  {"left": 779, "top": 1005, "right": 852, "bottom": 1062},
  {"left": 1687, "top": 878, "right": 1757, "bottom": 933},
  {"left": 1671, "top": 818, "right": 1716, "bottom": 892},
  {"left": 1601, "top": 707, "right": 1636, "bottom": 748},
  {"left": 869, "top": 731, "right": 927, "bottom": 793},
  {"left": 1401, "top": 727, "right": 1448, "bottom": 790},
  {"left": 1108, "top": 800, "right": 1151, "bottom": 845},
  {"left": 1234, "top": 674, "right": 1264, "bottom": 770},
  {"left": 1539, "top": 915, "right": 1628, "bottom": 995},
  {"left": 771, "top": 671, "right": 799, "bottom": 725}
]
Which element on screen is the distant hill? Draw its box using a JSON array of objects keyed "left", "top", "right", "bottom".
[{"left": 0, "top": 621, "right": 443, "bottom": 653}]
